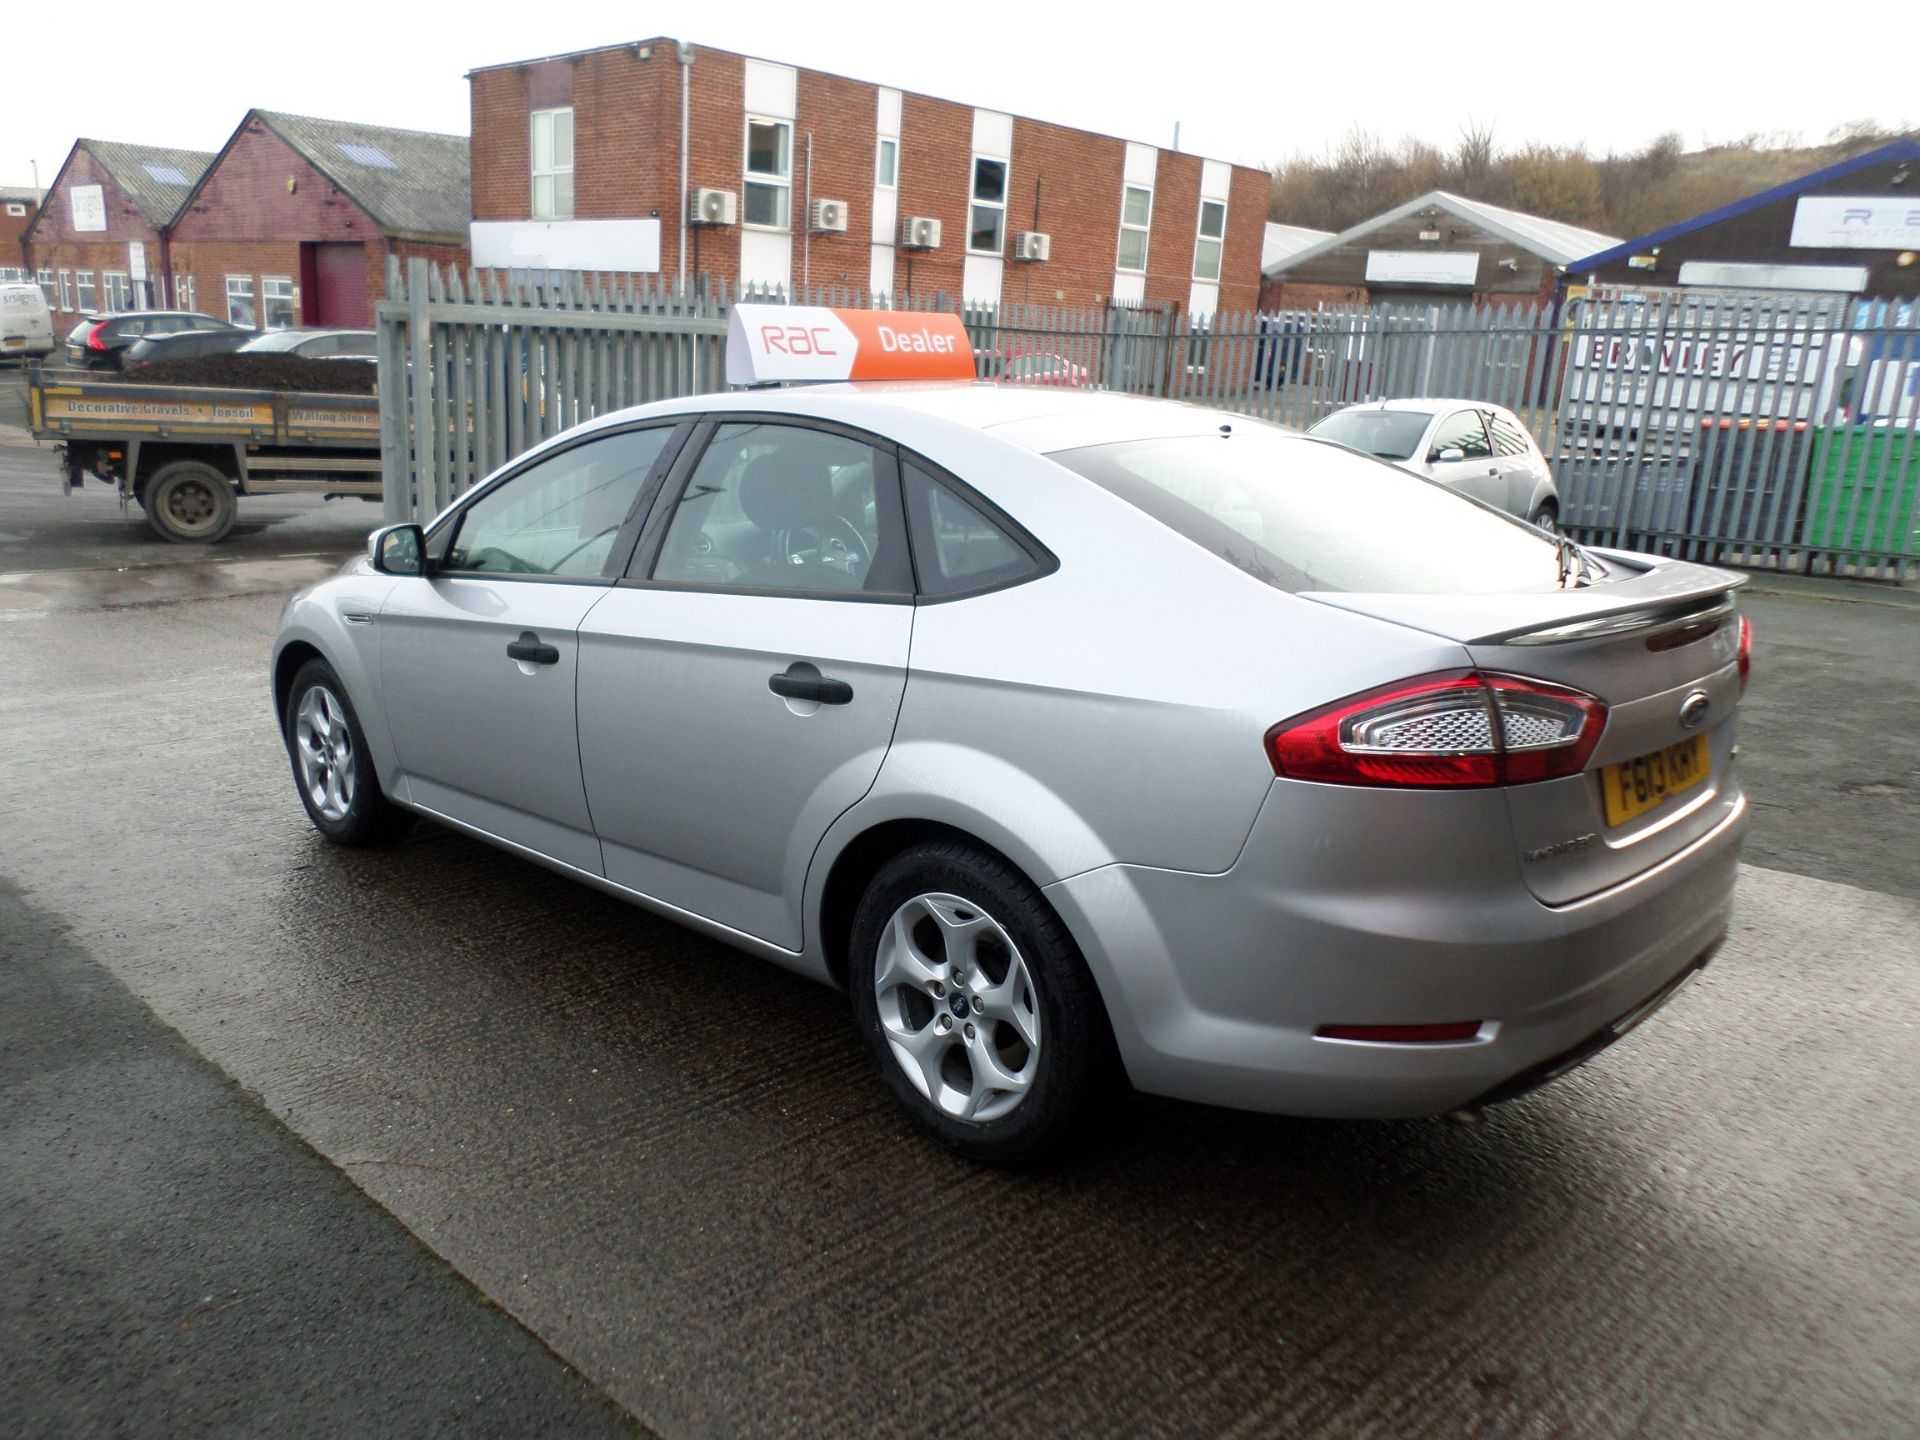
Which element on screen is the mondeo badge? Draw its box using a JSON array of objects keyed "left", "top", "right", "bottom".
[{"left": 1679, "top": 691, "right": 1712, "bottom": 729}]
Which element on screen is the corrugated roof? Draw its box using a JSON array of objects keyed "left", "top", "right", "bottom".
[
  {"left": 79, "top": 140, "right": 215, "bottom": 225},
  {"left": 253, "top": 111, "right": 470, "bottom": 240},
  {"left": 1265, "top": 190, "right": 1621, "bottom": 277},
  {"left": 1563, "top": 138, "right": 1920, "bottom": 272},
  {"left": 1263, "top": 222, "right": 1333, "bottom": 271}
]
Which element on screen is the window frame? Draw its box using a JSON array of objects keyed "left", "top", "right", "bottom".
[
  {"left": 968, "top": 155, "right": 1009, "bottom": 257},
  {"left": 37, "top": 268, "right": 55, "bottom": 306},
  {"left": 1193, "top": 197, "right": 1228, "bottom": 281},
  {"left": 172, "top": 273, "right": 195, "bottom": 312},
  {"left": 429, "top": 420, "right": 694, "bottom": 584},
  {"left": 742, "top": 115, "right": 793, "bottom": 232},
  {"left": 876, "top": 137, "right": 899, "bottom": 189},
  {"left": 1116, "top": 184, "right": 1153, "bottom": 273},
  {"left": 103, "top": 271, "right": 131, "bottom": 312},
  {"left": 225, "top": 275, "right": 257, "bottom": 327},
  {"left": 621, "top": 415, "right": 915, "bottom": 604},
  {"left": 57, "top": 269, "right": 72, "bottom": 311},
  {"left": 530, "top": 106, "right": 575, "bottom": 221},
  {"left": 261, "top": 276, "right": 296, "bottom": 330},
  {"left": 74, "top": 270, "right": 97, "bottom": 314}
]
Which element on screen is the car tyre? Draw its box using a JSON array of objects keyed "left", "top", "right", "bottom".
[
  {"left": 282, "top": 658, "right": 414, "bottom": 846},
  {"left": 1528, "top": 500, "right": 1559, "bottom": 536},
  {"left": 144, "top": 459, "right": 238, "bottom": 543},
  {"left": 848, "top": 839, "right": 1112, "bottom": 1165}
]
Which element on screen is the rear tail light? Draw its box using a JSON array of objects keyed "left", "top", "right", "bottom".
[
  {"left": 1266, "top": 670, "right": 1607, "bottom": 789},
  {"left": 86, "top": 322, "right": 109, "bottom": 351},
  {"left": 1736, "top": 613, "right": 1752, "bottom": 693}
]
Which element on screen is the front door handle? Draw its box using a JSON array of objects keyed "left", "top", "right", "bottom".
[
  {"left": 507, "top": 632, "right": 560, "bottom": 665},
  {"left": 768, "top": 667, "right": 854, "bottom": 705}
]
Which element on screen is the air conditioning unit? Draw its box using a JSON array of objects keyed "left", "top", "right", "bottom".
[
  {"left": 690, "top": 188, "right": 738, "bottom": 225},
  {"left": 1013, "top": 231, "right": 1051, "bottom": 262},
  {"left": 900, "top": 216, "right": 942, "bottom": 250},
  {"left": 809, "top": 198, "right": 848, "bottom": 233}
]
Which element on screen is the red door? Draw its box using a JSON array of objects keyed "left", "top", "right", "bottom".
[{"left": 311, "top": 243, "right": 370, "bottom": 327}]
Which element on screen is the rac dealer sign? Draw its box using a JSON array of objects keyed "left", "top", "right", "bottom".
[{"left": 726, "top": 304, "right": 975, "bottom": 385}]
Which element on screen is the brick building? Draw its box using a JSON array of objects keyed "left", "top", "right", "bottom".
[
  {"left": 169, "top": 110, "right": 470, "bottom": 329},
  {"left": 2, "top": 187, "right": 42, "bottom": 282},
  {"left": 468, "top": 40, "right": 1267, "bottom": 316},
  {"left": 1261, "top": 192, "right": 1618, "bottom": 311},
  {"left": 1564, "top": 139, "right": 1920, "bottom": 301},
  {"left": 23, "top": 140, "right": 211, "bottom": 326}
]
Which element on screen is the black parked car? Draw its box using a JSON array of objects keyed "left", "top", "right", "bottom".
[
  {"left": 122, "top": 327, "right": 257, "bottom": 371},
  {"left": 237, "top": 328, "right": 377, "bottom": 360},
  {"left": 65, "top": 311, "right": 241, "bottom": 371}
]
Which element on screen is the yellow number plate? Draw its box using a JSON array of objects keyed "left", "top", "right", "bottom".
[{"left": 1602, "top": 734, "right": 1710, "bottom": 827}]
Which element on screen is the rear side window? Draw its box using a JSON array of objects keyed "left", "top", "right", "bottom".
[
  {"left": 1487, "top": 412, "right": 1533, "bottom": 458},
  {"left": 901, "top": 460, "right": 1044, "bottom": 598},
  {"left": 1050, "top": 431, "right": 1563, "bottom": 596}
]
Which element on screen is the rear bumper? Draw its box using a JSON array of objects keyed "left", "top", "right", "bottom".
[{"left": 1046, "top": 783, "right": 1746, "bottom": 1119}]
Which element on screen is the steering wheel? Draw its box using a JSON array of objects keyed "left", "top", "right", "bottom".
[{"left": 779, "top": 514, "right": 871, "bottom": 580}]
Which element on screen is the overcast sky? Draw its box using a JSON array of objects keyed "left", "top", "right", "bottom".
[{"left": 7, "top": 0, "right": 1912, "bottom": 191}]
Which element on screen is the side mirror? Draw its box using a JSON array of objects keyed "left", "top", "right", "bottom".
[
  {"left": 369, "top": 523, "right": 424, "bottom": 576},
  {"left": 1433, "top": 445, "right": 1466, "bottom": 464}
]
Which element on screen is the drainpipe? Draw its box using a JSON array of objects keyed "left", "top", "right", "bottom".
[
  {"left": 677, "top": 41, "right": 693, "bottom": 291},
  {"left": 802, "top": 132, "right": 813, "bottom": 292}
]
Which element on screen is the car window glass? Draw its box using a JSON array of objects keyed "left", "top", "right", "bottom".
[
  {"left": 446, "top": 428, "right": 671, "bottom": 578},
  {"left": 1429, "top": 411, "right": 1492, "bottom": 460},
  {"left": 652, "top": 423, "right": 894, "bottom": 595},
  {"left": 902, "top": 461, "right": 1038, "bottom": 597},
  {"left": 1487, "top": 413, "right": 1532, "bottom": 458}
]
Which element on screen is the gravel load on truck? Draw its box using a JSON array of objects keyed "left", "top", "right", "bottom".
[{"left": 121, "top": 355, "right": 376, "bottom": 395}]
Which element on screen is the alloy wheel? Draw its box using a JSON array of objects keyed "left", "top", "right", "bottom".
[{"left": 294, "top": 684, "right": 357, "bottom": 822}]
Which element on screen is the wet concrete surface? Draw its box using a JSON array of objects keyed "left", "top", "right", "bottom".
[
  {"left": 2, "top": 430, "right": 1918, "bottom": 1436},
  {"left": 0, "top": 879, "right": 645, "bottom": 1440}
]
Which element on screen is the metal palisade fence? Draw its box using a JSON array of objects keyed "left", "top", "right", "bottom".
[{"left": 378, "top": 260, "right": 1920, "bottom": 580}]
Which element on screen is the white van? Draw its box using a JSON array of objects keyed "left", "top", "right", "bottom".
[{"left": 1, "top": 282, "right": 56, "bottom": 360}]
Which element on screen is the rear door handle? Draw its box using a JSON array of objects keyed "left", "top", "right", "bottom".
[
  {"left": 768, "top": 667, "right": 853, "bottom": 705},
  {"left": 507, "top": 632, "right": 560, "bottom": 665}
]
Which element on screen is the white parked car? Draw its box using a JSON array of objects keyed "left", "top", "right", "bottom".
[{"left": 1309, "top": 399, "right": 1560, "bottom": 531}]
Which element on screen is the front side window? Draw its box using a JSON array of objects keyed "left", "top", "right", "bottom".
[
  {"left": 901, "top": 460, "right": 1041, "bottom": 598},
  {"left": 876, "top": 137, "right": 898, "bottom": 188},
  {"left": 744, "top": 118, "right": 792, "bottom": 229},
  {"left": 103, "top": 272, "right": 131, "bottom": 312},
  {"left": 651, "top": 422, "right": 904, "bottom": 595},
  {"left": 1193, "top": 198, "right": 1227, "bottom": 281},
  {"left": 262, "top": 277, "right": 296, "bottom": 329},
  {"left": 1052, "top": 430, "right": 1562, "bottom": 596},
  {"left": 447, "top": 427, "right": 671, "bottom": 578},
  {"left": 75, "top": 271, "right": 97, "bottom": 314},
  {"left": 969, "top": 156, "right": 1007, "bottom": 255},
  {"left": 1117, "top": 185, "right": 1152, "bottom": 272},
  {"left": 531, "top": 107, "right": 575, "bottom": 220},
  {"left": 226, "top": 276, "right": 256, "bottom": 328},
  {"left": 1430, "top": 411, "right": 1493, "bottom": 461}
]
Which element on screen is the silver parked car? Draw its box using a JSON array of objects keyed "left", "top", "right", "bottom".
[
  {"left": 1308, "top": 398, "right": 1561, "bottom": 529},
  {"left": 272, "top": 384, "right": 1747, "bottom": 1162}
]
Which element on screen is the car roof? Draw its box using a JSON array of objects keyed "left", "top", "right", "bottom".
[
  {"left": 580, "top": 382, "right": 1293, "bottom": 457},
  {"left": 1326, "top": 398, "right": 1516, "bottom": 418}
]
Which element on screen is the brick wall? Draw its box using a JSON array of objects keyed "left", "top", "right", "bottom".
[
  {"left": 468, "top": 40, "right": 1268, "bottom": 313},
  {"left": 1, "top": 198, "right": 36, "bottom": 274},
  {"left": 26, "top": 151, "right": 169, "bottom": 324},
  {"left": 1262, "top": 279, "right": 1367, "bottom": 310}
]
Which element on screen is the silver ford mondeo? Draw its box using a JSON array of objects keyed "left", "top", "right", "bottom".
[{"left": 272, "top": 383, "right": 1747, "bottom": 1162}]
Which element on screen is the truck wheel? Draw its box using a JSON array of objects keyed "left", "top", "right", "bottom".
[{"left": 145, "top": 461, "right": 237, "bottom": 543}]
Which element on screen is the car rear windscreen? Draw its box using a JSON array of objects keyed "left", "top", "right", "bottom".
[
  {"left": 1050, "top": 431, "right": 1564, "bottom": 595},
  {"left": 1305, "top": 408, "right": 1431, "bottom": 460}
]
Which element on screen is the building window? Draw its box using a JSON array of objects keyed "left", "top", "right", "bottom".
[
  {"left": 57, "top": 270, "right": 72, "bottom": 311},
  {"left": 531, "top": 107, "right": 574, "bottom": 220},
  {"left": 4, "top": 202, "right": 25, "bottom": 218},
  {"left": 744, "top": 117, "right": 792, "bottom": 229},
  {"left": 38, "top": 268, "right": 54, "bottom": 306},
  {"left": 1117, "top": 185, "right": 1152, "bottom": 272},
  {"left": 1193, "top": 199, "right": 1227, "bottom": 281},
  {"left": 227, "top": 276, "right": 257, "bottom": 328},
  {"left": 75, "top": 271, "right": 97, "bottom": 313},
  {"left": 876, "top": 138, "right": 898, "bottom": 189},
  {"left": 173, "top": 274, "right": 196, "bottom": 312},
  {"left": 969, "top": 156, "right": 1007, "bottom": 256},
  {"left": 263, "top": 277, "right": 296, "bottom": 329},
  {"left": 103, "top": 272, "right": 131, "bottom": 312}
]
